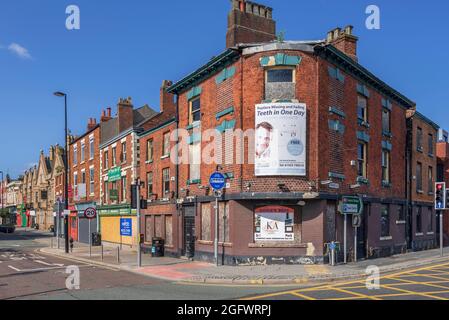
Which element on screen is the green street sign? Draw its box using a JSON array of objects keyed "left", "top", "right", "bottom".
[
  {"left": 340, "top": 196, "right": 363, "bottom": 215},
  {"left": 108, "top": 167, "right": 122, "bottom": 182}
]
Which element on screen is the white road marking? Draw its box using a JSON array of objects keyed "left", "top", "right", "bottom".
[
  {"left": 8, "top": 265, "right": 21, "bottom": 272},
  {"left": 35, "top": 260, "right": 53, "bottom": 266}
]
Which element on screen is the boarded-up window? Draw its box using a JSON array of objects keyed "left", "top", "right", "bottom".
[
  {"left": 165, "top": 215, "right": 173, "bottom": 246},
  {"left": 155, "top": 215, "right": 163, "bottom": 238},
  {"left": 201, "top": 203, "right": 211, "bottom": 241},
  {"left": 219, "top": 202, "right": 230, "bottom": 243},
  {"left": 145, "top": 216, "right": 152, "bottom": 242}
]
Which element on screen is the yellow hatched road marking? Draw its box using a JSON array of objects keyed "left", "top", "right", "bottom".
[
  {"left": 372, "top": 290, "right": 449, "bottom": 299},
  {"left": 290, "top": 292, "right": 316, "bottom": 300},
  {"left": 381, "top": 283, "right": 448, "bottom": 300},
  {"left": 331, "top": 287, "right": 381, "bottom": 300},
  {"left": 389, "top": 276, "right": 449, "bottom": 291}
]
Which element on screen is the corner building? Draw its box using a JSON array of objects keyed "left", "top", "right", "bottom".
[{"left": 157, "top": 1, "right": 419, "bottom": 264}]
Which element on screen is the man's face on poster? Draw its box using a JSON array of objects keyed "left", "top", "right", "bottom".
[{"left": 256, "top": 125, "right": 272, "bottom": 156}]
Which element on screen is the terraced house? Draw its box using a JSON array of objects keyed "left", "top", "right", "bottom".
[{"left": 156, "top": 0, "right": 424, "bottom": 265}]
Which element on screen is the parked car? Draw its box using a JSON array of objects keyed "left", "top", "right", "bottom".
[{"left": 0, "top": 225, "right": 15, "bottom": 233}]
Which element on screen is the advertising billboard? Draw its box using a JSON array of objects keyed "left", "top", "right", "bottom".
[{"left": 255, "top": 102, "right": 306, "bottom": 176}]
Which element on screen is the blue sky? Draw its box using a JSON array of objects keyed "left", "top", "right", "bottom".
[{"left": 1, "top": 0, "right": 448, "bottom": 178}]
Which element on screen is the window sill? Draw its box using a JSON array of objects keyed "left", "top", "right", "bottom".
[
  {"left": 187, "top": 179, "right": 201, "bottom": 185},
  {"left": 428, "top": 192, "right": 434, "bottom": 196},
  {"left": 382, "top": 131, "right": 393, "bottom": 138},
  {"left": 248, "top": 243, "right": 307, "bottom": 248},
  {"left": 380, "top": 236, "right": 392, "bottom": 241},
  {"left": 427, "top": 232, "right": 435, "bottom": 235},
  {"left": 382, "top": 181, "right": 392, "bottom": 188},
  {"left": 357, "top": 176, "right": 369, "bottom": 185},
  {"left": 417, "top": 147, "right": 423, "bottom": 153},
  {"left": 417, "top": 190, "right": 424, "bottom": 194},
  {"left": 198, "top": 240, "right": 213, "bottom": 245},
  {"left": 145, "top": 160, "right": 153, "bottom": 164},
  {"left": 428, "top": 154, "right": 434, "bottom": 158},
  {"left": 415, "top": 233, "right": 424, "bottom": 237},
  {"left": 396, "top": 220, "right": 406, "bottom": 225},
  {"left": 161, "top": 155, "right": 170, "bottom": 160},
  {"left": 357, "top": 119, "right": 370, "bottom": 128}
]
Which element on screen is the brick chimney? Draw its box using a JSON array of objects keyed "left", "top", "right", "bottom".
[
  {"left": 117, "top": 97, "right": 134, "bottom": 133},
  {"left": 160, "top": 80, "right": 176, "bottom": 113},
  {"left": 326, "top": 26, "right": 358, "bottom": 61},
  {"left": 87, "top": 118, "right": 97, "bottom": 131},
  {"left": 226, "top": 0, "right": 276, "bottom": 48},
  {"left": 100, "top": 107, "right": 112, "bottom": 123}
]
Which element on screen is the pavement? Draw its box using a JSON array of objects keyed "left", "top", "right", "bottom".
[{"left": 36, "top": 230, "right": 449, "bottom": 286}]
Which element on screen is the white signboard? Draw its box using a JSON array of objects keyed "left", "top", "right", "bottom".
[
  {"left": 255, "top": 206, "right": 295, "bottom": 241},
  {"left": 29, "top": 210, "right": 36, "bottom": 216},
  {"left": 255, "top": 103, "right": 306, "bottom": 176},
  {"left": 77, "top": 184, "right": 86, "bottom": 198}
]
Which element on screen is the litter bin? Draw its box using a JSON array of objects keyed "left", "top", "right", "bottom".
[
  {"left": 92, "top": 232, "right": 102, "bottom": 246},
  {"left": 151, "top": 237, "right": 165, "bottom": 257}
]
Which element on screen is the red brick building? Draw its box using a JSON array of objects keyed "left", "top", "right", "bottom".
[
  {"left": 98, "top": 98, "right": 157, "bottom": 246},
  {"left": 138, "top": 80, "right": 178, "bottom": 256},
  {"left": 68, "top": 118, "right": 101, "bottom": 243},
  {"left": 147, "top": 0, "right": 423, "bottom": 264},
  {"left": 437, "top": 129, "right": 449, "bottom": 245}
]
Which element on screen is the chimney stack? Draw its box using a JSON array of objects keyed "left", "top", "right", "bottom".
[
  {"left": 326, "top": 25, "right": 358, "bottom": 61},
  {"left": 101, "top": 107, "right": 113, "bottom": 123},
  {"left": 117, "top": 97, "right": 134, "bottom": 133},
  {"left": 226, "top": 0, "right": 276, "bottom": 48},
  {"left": 87, "top": 117, "right": 97, "bottom": 131},
  {"left": 160, "top": 80, "right": 176, "bottom": 114}
]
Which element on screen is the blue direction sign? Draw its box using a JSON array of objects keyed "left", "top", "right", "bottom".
[
  {"left": 120, "top": 218, "right": 132, "bottom": 237},
  {"left": 209, "top": 172, "right": 226, "bottom": 190}
]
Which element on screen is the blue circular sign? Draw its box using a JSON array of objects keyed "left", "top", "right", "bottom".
[{"left": 209, "top": 172, "right": 226, "bottom": 190}]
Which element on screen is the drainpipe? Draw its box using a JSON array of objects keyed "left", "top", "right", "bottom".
[
  {"left": 239, "top": 52, "right": 244, "bottom": 193},
  {"left": 175, "top": 93, "right": 180, "bottom": 255}
]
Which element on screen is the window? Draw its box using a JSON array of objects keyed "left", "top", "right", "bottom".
[
  {"left": 382, "top": 150, "right": 390, "bottom": 183},
  {"left": 146, "top": 139, "right": 153, "bottom": 162},
  {"left": 382, "top": 109, "right": 390, "bottom": 133},
  {"left": 428, "top": 134, "right": 434, "bottom": 156},
  {"left": 162, "top": 168, "right": 170, "bottom": 195},
  {"left": 381, "top": 205, "right": 390, "bottom": 237},
  {"left": 147, "top": 172, "right": 153, "bottom": 197},
  {"left": 104, "top": 150, "right": 109, "bottom": 169},
  {"left": 266, "top": 68, "right": 294, "bottom": 83},
  {"left": 110, "top": 181, "right": 118, "bottom": 202},
  {"left": 219, "top": 202, "right": 230, "bottom": 243},
  {"left": 81, "top": 170, "right": 86, "bottom": 184},
  {"left": 163, "top": 132, "right": 170, "bottom": 157},
  {"left": 189, "top": 98, "right": 201, "bottom": 125},
  {"left": 416, "top": 162, "right": 423, "bottom": 192},
  {"left": 416, "top": 207, "right": 422, "bottom": 233},
  {"left": 73, "top": 146, "right": 78, "bottom": 165},
  {"left": 398, "top": 205, "right": 405, "bottom": 222},
  {"left": 417, "top": 127, "right": 423, "bottom": 151},
  {"left": 357, "top": 96, "right": 367, "bottom": 122},
  {"left": 189, "top": 142, "right": 201, "bottom": 182},
  {"left": 201, "top": 203, "right": 211, "bottom": 241},
  {"left": 89, "top": 168, "right": 94, "bottom": 195},
  {"left": 428, "top": 208, "right": 433, "bottom": 232},
  {"left": 80, "top": 141, "right": 85, "bottom": 162},
  {"left": 104, "top": 181, "right": 108, "bottom": 203},
  {"left": 165, "top": 215, "right": 173, "bottom": 246},
  {"left": 73, "top": 173, "right": 78, "bottom": 192},
  {"left": 112, "top": 147, "right": 117, "bottom": 166},
  {"left": 357, "top": 142, "right": 367, "bottom": 177},
  {"left": 89, "top": 137, "right": 94, "bottom": 159},
  {"left": 265, "top": 68, "right": 295, "bottom": 100},
  {"left": 428, "top": 166, "right": 434, "bottom": 194},
  {"left": 121, "top": 142, "right": 127, "bottom": 163},
  {"left": 121, "top": 176, "right": 127, "bottom": 202}
]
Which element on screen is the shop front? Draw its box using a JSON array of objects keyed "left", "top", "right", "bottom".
[
  {"left": 75, "top": 202, "right": 98, "bottom": 244},
  {"left": 97, "top": 204, "right": 138, "bottom": 247}
]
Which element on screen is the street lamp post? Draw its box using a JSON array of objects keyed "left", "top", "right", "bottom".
[{"left": 54, "top": 92, "right": 69, "bottom": 254}]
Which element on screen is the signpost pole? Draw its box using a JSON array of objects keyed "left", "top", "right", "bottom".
[
  {"left": 137, "top": 181, "right": 141, "bottom": 268},
  {"left": 354, "top": 225, "right": 357, "bottom": 263},
  {"left": 89, "top": 218, "right": 92, "bottom": 258},
  {"left": 344, "top": 214, "right": 347, "bottom": 264},
  {"left": 57, "top": 200, "right": 60, "bottom": 249},
  {"left": 214, "top": 196, "right": 219, "bottom": 267},
  {"left": 440, "top": 210, "right": 444, "bottom": 257}
]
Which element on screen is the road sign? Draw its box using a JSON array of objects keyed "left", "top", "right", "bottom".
[
  {"left": 84, "top": 207, "right": 97, "bottom": 220},
  {"left": 352, "top": 214, "right": 362, "bottom": 228},
  {"left": 120, "top": 218, "right": 132, "bottom": 236},
  {"left": 340, "top": 196, "right": 363, "bottom": 215},
  {"left": 209, "top": 172, "right": 226, "bottom": 190}
]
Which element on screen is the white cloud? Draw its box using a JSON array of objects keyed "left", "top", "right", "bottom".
[{"left": 7, "top": 43, "right": 32, "bottom": 60}]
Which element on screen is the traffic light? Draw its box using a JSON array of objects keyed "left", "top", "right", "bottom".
[{"left": 435, "top": 182, "right": 446, "bottom": 210}]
